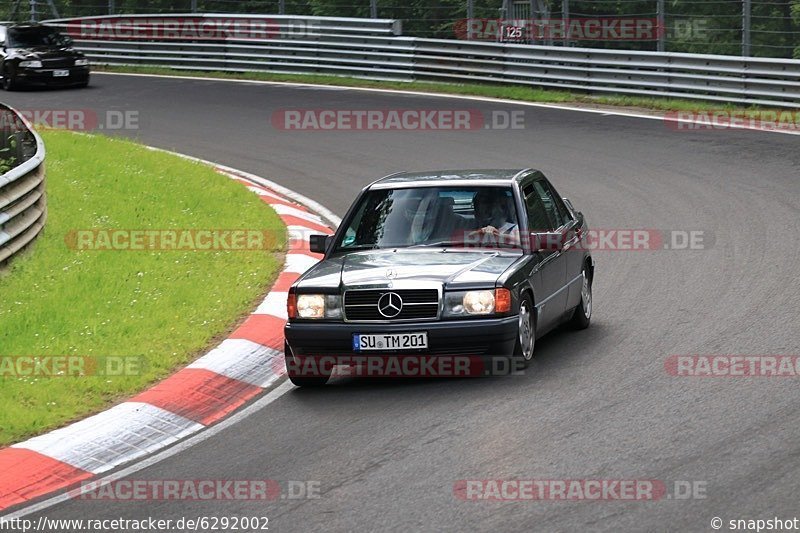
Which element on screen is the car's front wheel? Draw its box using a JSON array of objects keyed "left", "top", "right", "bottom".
[
  {"left": 570, "top": 265, "right": 592, "bottom": 329},
  {"left": 2, "top": 67, "right": 17, "bottom": 91},
  {"left": 513, "top": 294, "right": 535, "bottom": 368}
]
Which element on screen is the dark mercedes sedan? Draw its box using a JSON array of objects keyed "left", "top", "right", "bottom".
[
  {"left": 284, "top": 169, "right": 594, "bottom": 386},
  {"left": 1, "top": 24, "right": 90, "bottom": 90}
]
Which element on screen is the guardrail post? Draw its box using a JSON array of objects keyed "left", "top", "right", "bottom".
[
  {"left": 191, "top": 0, "right": 198, "bottom": 13},
  {"left": 371, "top": 0, "right": 378, "bottom": 19},
  {"left": 279, "top": 0, "right": 285, "bottom": 15},
  {"left": 656, "top": 0, "right": 665, "bottom": 52},
  {"left": 742, "top": 0, "right": 751, "bottom": 56},
  {"left": 563, "top": 0, "right": 571, "bottom": 46},
  {"left": 467, "top": 0, "right": 474, "bottom": 40}
]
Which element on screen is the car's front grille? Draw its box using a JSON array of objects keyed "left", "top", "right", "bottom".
[
  {"left": 344, "top": 289, "right": 439, "bottom": 321},
  {"left": 42, "top": 58, "right": 74, "bottom": 69}
]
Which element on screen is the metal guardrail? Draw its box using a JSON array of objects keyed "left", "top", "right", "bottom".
[
  {"left": 0, "top": 104, "right": 46, "bottom": 265},
  {"left": 44, "top": 14, "right": 800, "bottom": 108}
]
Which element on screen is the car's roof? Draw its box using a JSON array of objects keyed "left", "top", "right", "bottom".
[
  {"left": 2, "top": 24, "right": 26, "bottom": 28},
  {"left": 2, "top": 23, "right": 54, "bottom": 29},
  {"left": 370, "top": 169, "right": 541, "bottom": 189}
]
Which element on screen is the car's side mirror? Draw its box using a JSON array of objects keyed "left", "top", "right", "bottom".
[
  {"left": 562, "top": 198, "right": 585, "bottom": 227},
  {"left": 530, "top": 232, "right": 564, "bottom": 252},
  {"left": 309, "top": 234, "right": 330, "bottom": 254}
]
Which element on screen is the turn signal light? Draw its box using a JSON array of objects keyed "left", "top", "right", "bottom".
[
  {"left": 287, "top": 293, "right": 297, "bottom": 319},
  {"left": 495, "top": 288, "right": 512, "bottom": 313}
]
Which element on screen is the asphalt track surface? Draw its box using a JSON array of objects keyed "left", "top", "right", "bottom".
[{"left": 3, "top": 74, "right": 800, "bottom": 532}]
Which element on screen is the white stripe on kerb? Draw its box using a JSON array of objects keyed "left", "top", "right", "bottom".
[
  {"left": 271, "top": 203, "right": 322, "bottom": 223},
  {"left": 254, "top": 292, "right": 288, "bottom": 319},
  {"left": 188, "top": 339, "right": 284, "bottom": 387},
  {"left": 13, "top": 402, "right": 203, "bottom": 474},
  {"left": 284, "top": 253, "right": 320, "bottom": 274}
]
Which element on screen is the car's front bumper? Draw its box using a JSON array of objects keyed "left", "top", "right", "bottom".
[
  {"left": 284, "top": 316, "right": 519, "bottom": 358},
  {"left": 16, "top": 66, "right": 89, "bottom": 86}
]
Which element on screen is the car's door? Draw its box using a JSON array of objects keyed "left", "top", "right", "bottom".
[
  {"left": 538, "top": 178, "right": 585, "bottom": 311},
  {"left": 522, "top": 178, "right": 567, "bottom": 331}
]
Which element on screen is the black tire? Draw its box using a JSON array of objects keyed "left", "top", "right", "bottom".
[
  {"left": 570, "top": 264, "right": 592, "bottom": 330},
  {"left": 285, "top": 343, "right": 330, "bottom": 387},
  {"left": 2, "top": 68, "right": 17, "bottom": 91},
  {"left": 512, "top": 293, "right": 535, "bottom": 369}
]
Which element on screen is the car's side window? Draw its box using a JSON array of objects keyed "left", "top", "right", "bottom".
[
  {"left": 543, "top": 181, "right": 574, "bottom": 227},
  {"left": 533, "top": 179, "right": 572, "bottom": 229},
  {"left": 523, "top": 183, "right": 553, "bottom": 232}
]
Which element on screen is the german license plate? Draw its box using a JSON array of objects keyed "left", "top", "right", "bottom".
[
  {"left": 53, "top": 70, "right": 69, "bottom": 77},
  {"left": 353, "top": 332, "right": 428, "bottom": 351}
]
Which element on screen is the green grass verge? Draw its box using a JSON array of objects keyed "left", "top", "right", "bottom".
[
  {"left": 0, "top": 131, "right": 284, "bottom": 446},
  {"left": 97, "top": 64, "right": 759, "bottom": 113}
]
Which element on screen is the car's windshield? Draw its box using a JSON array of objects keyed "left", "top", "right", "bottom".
[
  {"left": 336, "top": 186, "right": 521, "bottom": 251},
  {"left": 8, "top": 27, "right": 69, "bottom": 48}
]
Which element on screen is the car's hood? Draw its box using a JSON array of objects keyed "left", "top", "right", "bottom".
[
  {"left": 296, "top": 249, "right": 522, "bottom": 291},
  {"left": 8, "top": 46, "right": 83, "bottom": 60}
]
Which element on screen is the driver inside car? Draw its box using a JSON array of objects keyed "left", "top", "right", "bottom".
[{"left": 471, "top": 189, "right": 520, "bottom": 246}]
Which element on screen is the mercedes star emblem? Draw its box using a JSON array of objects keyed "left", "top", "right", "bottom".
[{"left": 377, "top": 292, "right": 403, "bottom": 318}]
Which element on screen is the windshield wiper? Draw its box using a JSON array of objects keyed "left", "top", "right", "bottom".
[
  {"left": 339, "top": 244, "right": 380, "bottom": 251},
  {"left": 408, "top": 240, "right": 521, "bottom": 250},
  {"left": 406, "top": 241, "right": 464, "bottom": 248}
]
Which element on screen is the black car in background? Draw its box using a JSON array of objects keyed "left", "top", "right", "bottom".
[
  {"left": 284, "top": 169, "right": 594, "bottom": 386},
  {"left": 1, "top": 23, "right": 90, "bottom": 90}
]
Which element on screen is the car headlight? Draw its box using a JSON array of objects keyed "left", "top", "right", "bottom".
[
  {"left": 443, "top": 289, "right": 512, "bottom": 317},
  {"left": 19, "top": 60, "right": 43, "bottom": 68},
  {"left": 288, "top": 294, "right": 342, "bottom": 319},
  {"left": 74, "top": 59, "right": 90, "bottom": 66}
]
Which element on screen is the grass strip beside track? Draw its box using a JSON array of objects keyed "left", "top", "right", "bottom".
[{"left": 0, "top": 130, "right": 284, "bottom": 446}]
